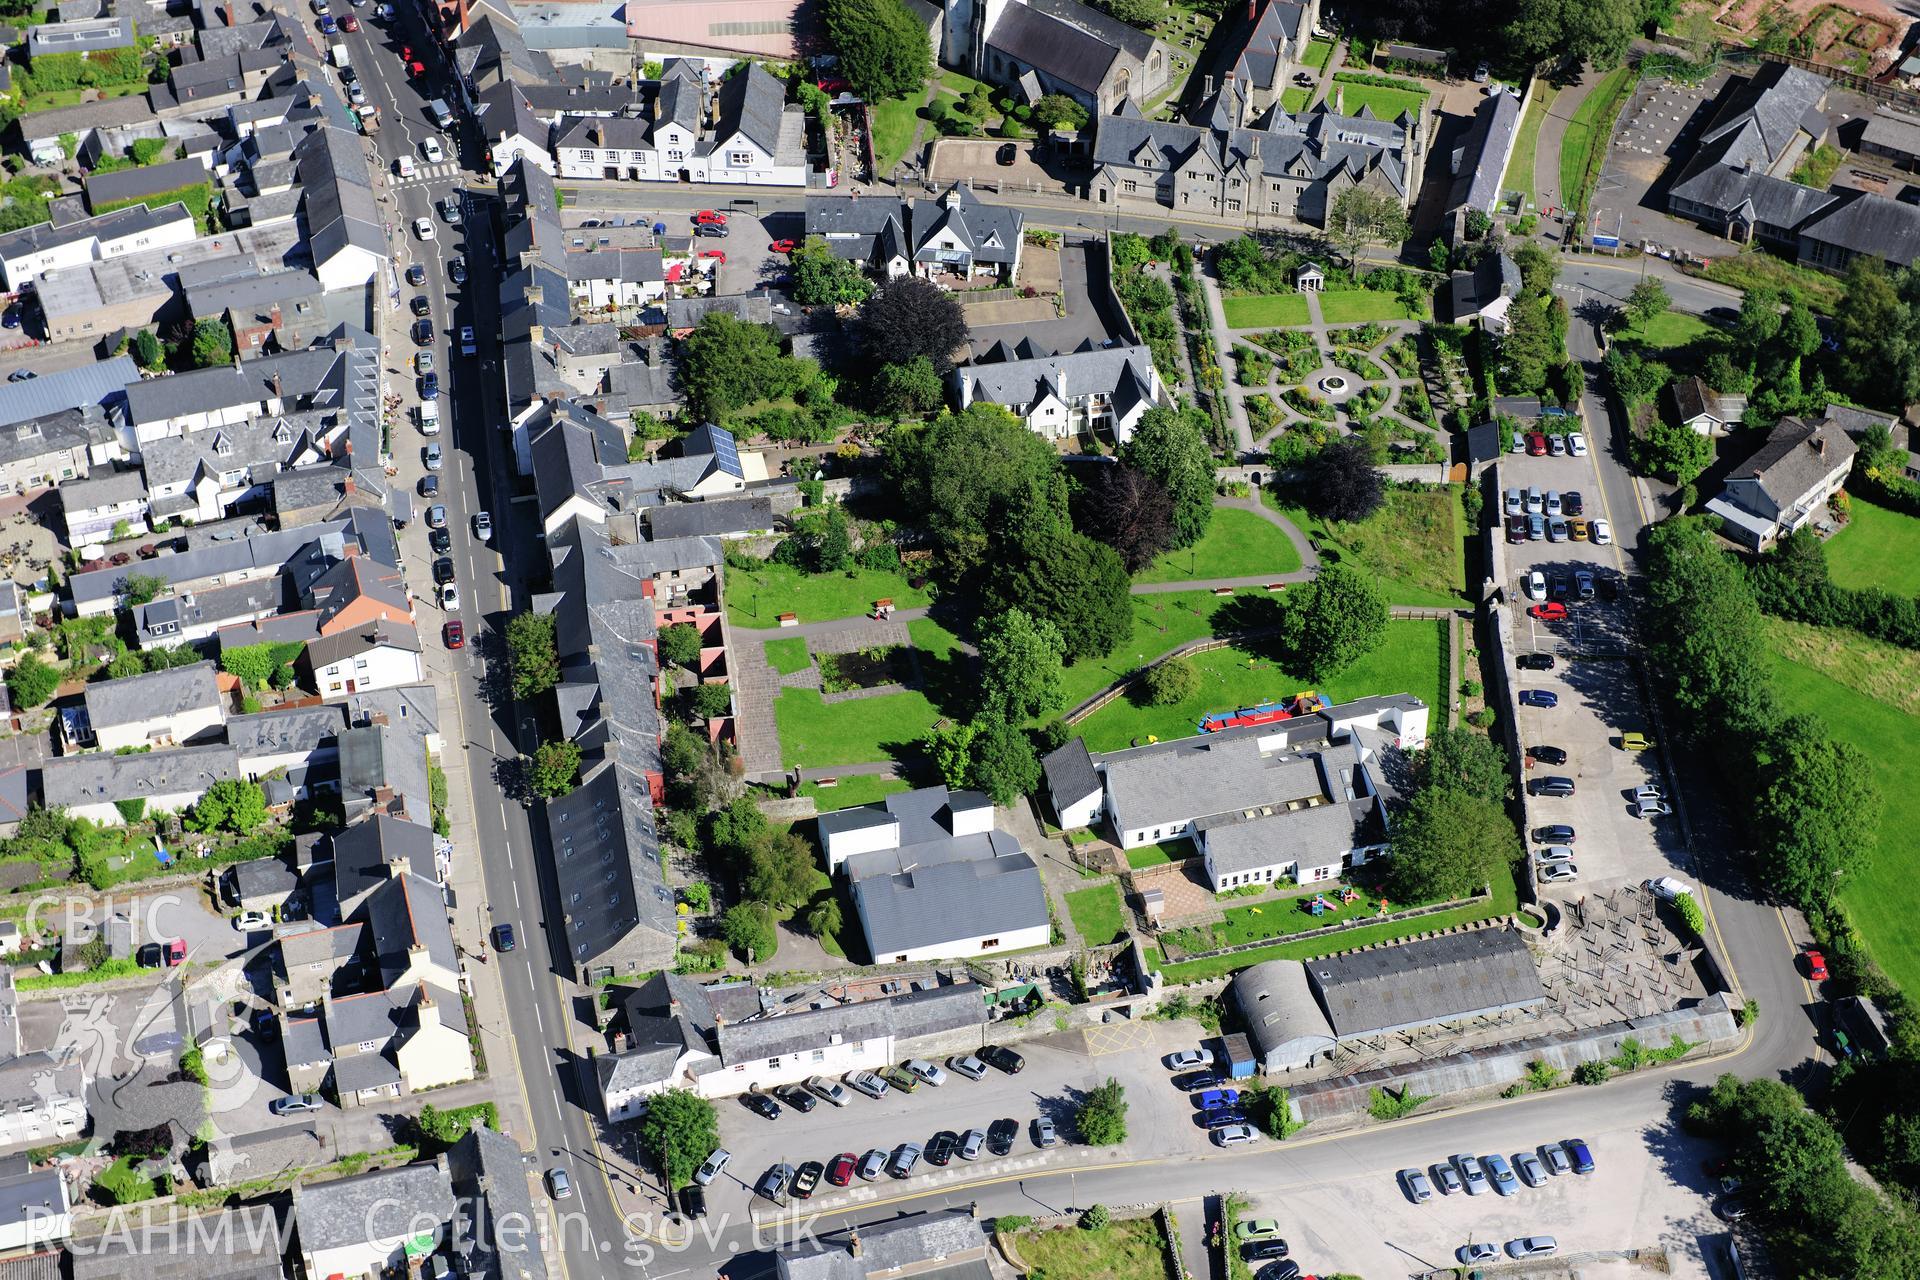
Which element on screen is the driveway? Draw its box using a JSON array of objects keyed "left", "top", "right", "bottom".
[{"left": 964, "top": 238, "right": 1126, "bottom": 359}]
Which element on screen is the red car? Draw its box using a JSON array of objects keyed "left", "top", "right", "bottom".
[
  {"left": 698, "top": 250, "right": 726, "bottom": 264},
  {"left": 407, "top": 59, "right": 425, "bottom": 76},
  {"left": 1526, "top": 432, "right": 1548, "bottom": 455},
  {"left": 825, "top": 1152, "right": 856, "bottom": 1186},
  {"left": 401, "top": 44, "right": 412, "bottom": 58},
  {"left": 692, "top": 210, "right": 728, "bottom": 226},
  {"left": 769, "top": 239, "right": 797, "bottom": 253},
  {"left": 816, "top": 77, "right": 849, "bottom": 93},
  {"left": 1528, "top": 602, "right": 1568, "bottom": 621},
  {"left": 340, "top": 12, "right": 359, "bottom": 29},
  {"left": 1805, "top": 949, "right": 1829, "bottom": 981},
  {"left": 444, "top": 620, "right": 464, "bottom": 649}
]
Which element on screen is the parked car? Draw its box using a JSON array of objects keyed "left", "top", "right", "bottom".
[
  {"left": 1529, "top": 595, "right": 1569, "bottom": 618},
  {"left": 1541, "top": 1143, "right": 1572, "bottom": 1176},
  {"left": 1234, "top": 1218, "right": 1282, "bottom": 1242},
  {"left": 1564, "top": 490, "right": 1584, "bottom": 516},
  {"left": 742, "top": 1091, "right": 780, "bottom": 1120},
  {"left": 1806, "top": 949, "right": 1829, "bottom": 981},
  {"left": 1534, "top": 824, "right": 1576, "bottom": 842},
  {"left": 1174, "top": 1071, "right": 1224, "bottom": 1091},
  {"left": 1527, "top": 514, "right": 1545, "bottom": 540},
  {"left": 1504, "top": 488, "right": 1523, "bottom": 515},
  {"left": 1517, "top": 652, "right": 1555, "bottom": 671},
  {"left": 996, "top": 141, "right": 1018, "bottom": 165},
  {"left": 1519, "top": 689, "right": 1560, "bottom": 708},
  {"left": 1511, "top": 430, "right": 1526, "bottom": 453},
  {"left": 443, "top": 619, "right": 464, "bottom": 650},
  {"left": 1458, "top": 1243, "right": 1500, "bottom": 1264},
  {"left": 412, "top": 318, "right": 433, "bottom": 346},
  {"left": 1507, "top": 1237, "right": 1557, "bottom": 1258},
  {"left": 1529, "top": 745, "right": 1567, "bottom": 765},
  {"left": 886, "top": 1144, "right": 921, "bottom": 1179},
  {"left": 449, "top": 258, "right": 467, "bottom": 285},
  {"left": 1195, "top": 1088, "right": 1242, "bottom": 1111},
  {"left": 406, "top": 263, "right": 427, "bottom": 286},
  {"left": 1256, "top": 1263, "right": 1301, "bottom": 1280},
  {"left": 693, "top": 1149, "right": 731, "bottom": 1186},
  {"left": 547, "top": 1168, "right": 571, "bottom": 1199},
  {"left": 987, "top": 1118, "right": 1018, "bottom": 1155},
  {"left": 1213, "top": 1124, "right": 1259, "bottom": 1147},
  {"left": 1429, "top": 1162, "right": 1463, "bottom": 1195},
  {"left": 880, "top": 1065, "right": 920, "bottom": 1093},
  {"left": 1452, "top": 1153, "right": 1490, "bottom": 1195},
  {"left": 234, "top": 911, "right": 270, "bottom": 931},
  {"left": 774, "top": 1085, "right": 816, "bottom": 1113},
  {"left": 926, "top": 1131, "right": 959, "bottom": 1166},
  {"left": 1547, "top": 433, "right": 1567, "bottom": 456},
  {"left": 1197, "top": 1107, "right": 1248, "bottom": 1130},
  {"left": 1634, "top": 799, "right": 1673, "bottom": 818},
  {"left": 272, "top": 1093, "right": 322, "bottom": 1115},
  {"left": 1243, "top": 1239, "right": 1289, "bottom": 1260},
  {"left": 980, "top": 1045, "right": 1025, "bottom": 1074},
  {"left": 1568, "top": 432, "right": 1587, "bottom": 456},
  {"left": 1525, "top": 570, "right": 1546, "bottom": 601},
  {"left": 855, "top": 1149, "right": 887, "bottom": 1180},
  {"left": 769, "top": 239, "right": 798, "bottom": 253},
  {"left": 678, "top": 1184, "right": 706, "bottom": 1219},
  {"left": 1526, "top": 432, "right": 1548, "bottom": 455},
  {"left": 1514, "top": 1151, "right": 1547, "bottom": 1187},
  {"left": 1506, "top": 513, "right": 1528, "bottom": 543},
  {"left": 1547, "top": 517, "right": 1569, "bottom": 542},
  {"left": 1534, "top": 845, "right": 1575, "bottom": 865},
  {"left": 1032, "top": 1116, "right": 1057, "bottom": 1147},
  {"left": 846, "top": 1070, "right": 890, "bottom": 1099},
  {"left": 903, "top": 1059, "right": 948, "bottom": 1087},
  {"left": 1591, "top": 518, "right": 1613, "bottom": 545},
  {"left": 755, "top": 1164, "right": 793, "bottom": 1202},
  {"left": 1483, "top": 1153, "right": 1520, "bottom": 1196},
  {"left": 1575, "top": 570, "right": 1595, "bottom": 599},
  {"left": 1530, "top": 775, "right": 1575, "bottom": 798},
  {"left": 1165, "top": 1049, "right": 1210, "bottom": 1070},
  {"left": 419, "top": 475, "right": 439, "bottom": 499},
  {"left": 948, "top": 1054, "right": 987, "bottom": 1080},
  {"left": 695, "top": 223, "right": 729, "bottom": 238},
  {"left": 791, "top": 1162, "right": 822, "bottom": 1199},
  {"left": 959, "top": 1129, "right": 986, "bottom": 1161},
  {"left": 1620, "top": 731, "right": 1651, "bottom": 751},
  {"left": 806, "top": 1076, "right": 850, "bottom": 1107},
  {"left": 1399, "top": 1168, "right": 1434, "bottom": 1202},
  {"left": 692, "top": 209, "right": 729, "bottom": 225},
  {"left": 459, "top": 326, "right": 477, "bottom": 355},
  {"left": 1563, "top": 1138, "right": 1595, "bottom": 1173},
  {"left": 826, "top": 1152, "right": 856, "bottom": 1186},
  {"left": 473, "top": 511, "right": 492, "bottom": 541},
  {"left": 1540, "top": 862, "right": 1579, "bottom": 883},
  {"left": 1568, "top": 517, "right": 1590, "bottom": 540}
]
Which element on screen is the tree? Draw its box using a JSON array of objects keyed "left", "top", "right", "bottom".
[
  {"left": 106, "top": 651, "right": 146, "bottom": 681},
  {"left": 131, "top": 329, "right": 163, "bottom": 370},
  {"left": 1751, "top": 713, "right": 1881, "bottom": 911},
  {"left": 1623, "top": 279, "right": 1670, "bottom": 330},
  {"left": 1279, "top": 563, "right": 1388, "bottom": 682},
  {"left": 1325, "top": 187, "right": 1410, "bottom": 278},
  {"left": 1414, "top": 726, "right": 1512, "bottom": 804},
  {"left": 987, "top": 518, "right": 1132, "bottom": 661},
  {"left": 1385, "top": 785, "right": 1519, "bottom": 902},
  {"left": 871, "top": 356, "right": 944, "bottom": 417},
  {"left": 822, "top": 0, "right": 932, "bottom": 102},
  {"left": 638, "top": 1089, "right": 720, "bottom": 1190},
  {"left": 804, "top": 897, "right": 842, "bottom": 939},
  {"left": 722, "top": 901, "right": 777, "bottom": 963},
  {"left": 859, "top": 278, "right": 970, "bottom": 374},
  {"left": 661, "top": 721, "right": 705, "bottom": 780},
  {"left": 1634, "top": 416, "right": 1715, "bottom": 485},
  {"left": 1142, "top": 657, "right": 1197, "bottom": 705},
  {"left": 1077, "top": 463, "right": 1175, "bottom": 571},
  {"left": 1076, "top": 1077, "right": 1129, "bottom": 1145},
  {"left": 1603, "top": 345, "right": 1670, "bottom": 405},
  {"left": 5, "top": 654, "right": 57, "bottom": 708},
  {"left": 657, "top": 622, "right": 703, "bottom": 670},
  {"left": 530, "top": 740, "right": 583, "bottom": 798},
  {"left": 1121, "top": 404, "right": 1215, "bottom": 549},
  {"left": 690, "top": 681, "right": 734, "bottom": 721},
  {"left": 1503, "top": 0, "right": 1641, "bottom": 69},
  {"left": 219, "top": 643, "right": 279, "bottom": 691},
  {"left": 790, "top": 237, "right": 875, "bottom": 307},
  {"left": 1642, "top": 518, "right": 1777, "bottom": 738},
  {"left": 745, "top": 829, "right": 819, "bottom": 909},
  {"left": 190, "top": 318, "right": 233, "bottom": 368},
  {"left": 1300, "top": 437, "right": 1385, "bottom": 523},
  {"left": 1032, "top": 92, "right": 1089, "bottom": 132},
  {"left": 505, "top": 612, "right": 560, "bottom": 700},
  {"left": 120, "top": 573, "right": 165, "bottom": 607},
  {"left": 967, "top": 716, "right": 1041, "bottom": 804},
  {"left": 679, "top": 313, "right": 802, "bottom": 421},
  {"left": 884, "top": 404, "right": 1060, "bottom": 572},
  {"left": 1835, "top": 258, "right": 1920, "bottom": 407},
  {"left": 924, "top": 721, "right": 980, "bottom": 790},
  {"left": 1095, "top": 0, "right": 1158, "bottom": 23},
  {"left": 976, "top": 608, "right": 1066, "bottom": 722},
  {"left": 185, "top": 778, "right": 268, "bottom": 834}
]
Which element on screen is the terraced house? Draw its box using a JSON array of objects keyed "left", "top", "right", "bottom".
[
  {"left": 1089, "top": 96, "right": 1423, "bottom": 225},
  {"left": 552, "top": 59, "right": 805, "bottom": 186}
]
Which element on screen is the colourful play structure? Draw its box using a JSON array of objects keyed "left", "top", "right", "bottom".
[{"left": 1196, "top": 690, "right": 1333, "bottom": 734}]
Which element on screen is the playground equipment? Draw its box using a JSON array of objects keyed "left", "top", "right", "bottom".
[
  {"left": 1307, "top": 894, "right": 1334, "bottom": 917},
  {"left": 1197, "top": 690, "right": 1334, "bottom": 734}
]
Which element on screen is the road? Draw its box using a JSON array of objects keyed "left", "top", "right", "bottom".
[{"left": 340, "top": 32, "right": 1812, "bottom": 1277}]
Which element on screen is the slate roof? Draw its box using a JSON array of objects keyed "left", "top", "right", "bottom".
[
  {"left": 987, "top": 1, "right": 1121, "bottom": 97},
  {"left": 363, "top": 872, "right": 457, "bottom": 978},
  {"left": 230, "top": 855, "right": 299, "bottom": 902},
  {"left": 595, "top": 1016, "right": 699, "bottom": 1096},
  {"left": 0, "top": 404, "right": 107, "bottom": 466},
  {"left": 41, "top": 742, "right": 240, "bottom": 807},
  {"left": 1450, "top": 88, "right": 1521, "bottom": 215},
  {"left": 0, "top": 354, "right": 137, "bottom": 429},
  {"left": 228, "top": 702, "right": 346, "bottom": 758},
  {"left": 1226, "top": 0, "right": 1307, "bottom": 91},
  {"left": 1861, "top": 108, "right": 1920, "bottom": 160},
  {"left": 1450, "top": 251, "right": 1520, "bottom": 318},
  {"left": 779, "top": 1210, "right": 989, "bottom": 1280},
  {"left": 958, "top": 342, "right": 1157, "bottom": 408},
  {"left": 449, "top": 1125, "right": 551, "bottom": 1280},
  {"left": 85, "top": 158, "right": 209, "bottom": 212},
  {"left": 1307, "top": 925, "right": 1547, "bottom": 1036},
  {"left": 624, "top": 972, "right": 760, "bottom": 1039},
  {"left": 333, "top": 815, "right": 439, "bottom": 911},
  {"left": 911, "top": 186, "right": 1022, "bottom": 266},
  {"left": 1727, "top": 413, "right": 1856, "bottom": 511},
  {"left": 850, "top": 845, "right": 1049, "bottom": 957},
  {"left": 305, "top": 621, "right": 422, "bottom": 671},
  {"left": 662, "top": 292, "right": 772, "bottom": 330},
  {"left": 124, "top": 344, "right": 346, "bottom": 424},
  {"left": 715, "top": 981, "right": 985, "bottom": 1065},
  {"left": 293, "top": 1161, "right": 454, "bottom": 1252},
  {"left": 1799, "top": 190, "right": 1920, "bottom": 267},
  {"left": 1041, "top": 738, "right": 1101, "bottom": 808},
  {"left": 295, "top": 125, "right": 384, "bottom": 266},
  {"left": 83, "top": 661, "right": 221, "bottom": 730},
  {"left": 1093, "top": 102, "right": 1412, "bottom": 196},
  {"left": 26, "top": 13, "right": 134, "bottom": 57},
  {"left": 646, "top": 495, "right": 773, "bottom": 539},
  {"left": 13, "top": 94, "right": 152, "bottom": 138},
  {"left": 713, "top": 60, "right": 787, "bottom": 156},
  {"left": 59, "top": 466, "right": 147, "bottom": 512},
  {"left": 72, "top": 1203, "right": 286, "bottom": 1280},
  {"left": 1669, "top": 62, "right": 1833, "bottom": 223},
  {"left": 1201, "top": 794, "right": 1383, "bottom": 875}
]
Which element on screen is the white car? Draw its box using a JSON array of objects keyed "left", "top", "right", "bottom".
[
  {"left": 439, "top": 581, "right": 459, "bottom": 611},
  {"left": 473, "top": 511, "right": 492, "bottom": 541},
  {"left": 1524, "top": 570, "right": 1546, "bottom": 601},
  {"left": 1458, "top": 1243, "right": 1499, "bottom": 1264},
  {"left": 413, "top": 217, "right": 435, "bottom": 241},
  {"left": 395, "top": 155, "right": 416, "bottom": 178},
  {"left": 1165, "top": 1049, "right": 1210, "bottom": 1070},
  {"left": 1540, "top": 862, "right": 1579, "bottom": 883},
  {"left": 459, "top": 326, "right": 477, "bottom": 356},
  {"left": 1591, "top": 518, "right": 1613, "bottom": 545},
  {"left": 947, "top": 1054, "right": 987, "bottom": 1080},
  {"left": 233, "top": 911, "right": 271, "bottom": 931},
  {"left": 692, "top": 1149, "right": 730, "bottom": 1186},
  {"left": 1645, "top": 876, "right": 1693, "bottom": 900},
  {"left": 421, "top": 137, "right": 444, "bottom": 163},
  {"left": 348, "top": 83, "right": 366, "bottom": 105},
  {"left": 1533, "top": 845, "right": 1575, "bottom": 865},
  {"left": 903, "top": 1059, "right": 948, "bottom": 1087},
  {"left": 1507, "top": 1237, "right": 1558, "bottom": 1259},
  {"left": 1634, "top": 799, "right": 1673, "bottom": 818},
  {"left": 1633, "top": 783, "right": 1666, "bottom": 803},
  {"left": 1568, "top": 432, "right": 1588, "bottom": 457}
]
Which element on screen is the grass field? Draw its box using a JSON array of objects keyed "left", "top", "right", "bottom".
[
  {"left": 1154, "top": 867, "right": 1519, "bottom": 982},
  {"left": 798, "top": 775, "right": 912, "bottom": 811},
  {"left": 1065, "top": 884, "right": 1127, "bottom": 945},
  {"left": 763, "top": 638, "right": 812, "bottom": 675},
  {"left": 1329, "top": 83, "right": 1427, "bottom": 120},
  {"left": 1769, "top": 646, "right": 1920, "bottom": 995},
  {"left": 1281, "top": 87, "right": 1312, "bottom": 112},
  {"left": 1137, "top": 507, "right": 1303, "bottom": 583},
  {"left": 1691, "top": 250, "right": 1845, "bottom": 315},
  {"left": 1056, "top": 589, "right": 1272, "bottom": 713},
  {"left": 1560, "top": 63, "right": 1635, "bottom": 215},
  {"left": 1768, "top": 616, "right": 1920, "bottom": 720},
  {"left": 1503, "top": 81, "right": 1557, "bottom": 209},
  {"left": 1075, "top": 618, "right": 1447, "bottom": 752},
  {"left": 870, "top": 95, "right": 923, "bottom": 174},
  {"left": 1301, "top": 37, "right": 1334, "bottom": 69},
  {"left": 1825, "top": 499, "right": 1920, "bottom": 598},
  {"left": 1222, "top": 293, "right": 1311, "bottom": 328},
  {"left": 774, "top": 687, "right": 941, "bottom": 769},
  {"left": 725, "top": 562, "right": 932, "bottom": 628},
  {"left": 1015, "top": 1219, "right": 1168, "bottom": 1280},
  {"left": 1317, "top": 289, "right": 1424, "bottom": 324},
  {"left": 1623, "top": 311, "right": 1716, "bottom": 351},
  {"left": 1267, "top": 486, "right": 1468, "bottom": 608}
]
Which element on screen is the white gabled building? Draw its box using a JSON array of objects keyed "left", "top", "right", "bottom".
[
  {"left": 953, "top": 337, "right": 1164, "bottom": 444},
  {"left": 552, "top": 59, "right": 806, "bottom": 187}
]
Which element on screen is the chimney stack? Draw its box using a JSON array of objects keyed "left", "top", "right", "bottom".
[{"left": 848, "top": 1229, "right": 862, "bottom": 1258}]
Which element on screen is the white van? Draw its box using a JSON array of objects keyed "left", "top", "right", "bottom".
[
  {"left": 395, "top": 155, "right": 416, "bottom": 179},
  {"left": 416, "top": 399, "right": 440, "bottom": 435}
]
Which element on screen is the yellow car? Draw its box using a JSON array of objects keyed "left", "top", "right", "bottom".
[{"left": 1620, "top": 732, "right": 1651, "bottom": 751}]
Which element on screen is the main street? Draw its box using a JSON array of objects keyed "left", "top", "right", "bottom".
[{"left": 343, "top": 31, "right": 1812, "bottom": 1276}]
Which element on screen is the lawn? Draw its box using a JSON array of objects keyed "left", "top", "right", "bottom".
[
  {"left": 1317, "top": 289, "right": 1424, "bottom": 324},
  {"left": 1222, "top": 293, "right": 1311, "bottom": 328},
  {"left": 1154, "top": 866, "right": 1519, "bottom": 982},
  {"left": 725, "top": 561, "right": 932, "bottom": 628},
  {"left": 1125, "top": 839, "right": 1192, "bottom": 869},
  {"left": 1622, "top": 311, "right": 1717, "bottom": 352},
  {"left": 1266, "top": 486, "right": 1468, "bottom": 608},
  {"left": 799, "top": 775, "right": 912, "bottom": 812},
  {"left": 763, "top": 638, "right": 812, "bottom": 675},
  {"left": 1015, "top": 1219, "right": 1168, "bottom": 1280},
  {"left": 870, "top": 94, "right": 923, "bottom": 174},
  {"left": 1136, "top": 506, "right": 1303, "bottom": 583},
  {"left": 1769, "top": 647, "right": 1920, "bottom": 996},
  {"left": 1559, "top": 63, "right": 1635, "bottom": 214},
  {"left": 1328, "top": 83, "right": 1427, "bottom": 121},
  {"left": 1065, "top": 884, "right": 1127, "bottom": 944},
  {"left": 93, "top": 1154, "right": 162, "bottom": 1205},
  {"left": 1503, "top": 81, "right": 1557, "bottom": 209},
  {"left": 1825, "top": 499, "right": 1920, "bottom": 598},
  {"left": 1075, "top": 619, "right": 1447, "bottom": 752},
  {"left": 1056, "top": 589, "right": 1272, "bottom": 713},
  {"left": 1301, "top": 38, "right": 1334, "bottom": 70},
  {"left": 1280, "top": 87, "right": 1312, "bottom": 112},
  {"left": 774, "top": 687, "right": 940, "bottom": 769}
]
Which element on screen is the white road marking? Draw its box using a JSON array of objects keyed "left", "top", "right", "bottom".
[
  {"left": 535, "top": 1001, "right": 546, "bottom": 1034},
  {"left": 513, "top": 880, "right": 522, "bottom": 908}
]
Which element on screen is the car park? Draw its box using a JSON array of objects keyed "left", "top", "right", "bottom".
[
  {"left": 1452, "top": 1154, "right": 1490, "bottom": 1195},
  {"left": 1517, "top": 652, "right": 1555, "bottom": 671},
  {"left": 1514, "top": 1151, "right": 1547, "bottom": 1187},
  {"left": 959, "top": 1129, "right": 985, "bottom": 1160},
  {"left": 743, "top": 1092, "right": 780, "bottom": 1120},
  {"left": 980, "top": 1045, "right": 1024, "bottom": 1074},
  {"left": 1399, "top": 1168, "right": 1434, "bottom": 1202},
  {"left": 693, "top": 1149, "right": 731, "bottom": 1185},
  {"left": 1540, "top": 862, "right": 1579, "bottom": 883},
  {"left": 1213, "top": 1123, "right": 1259, "bottom": 1147},
  {"left": 987, "top": 1119, "right": 1018, "bottom": 1155},
  {"left": 904, "top": 1059, "right": 948, "bottom": 1087},
  {"left": 1458, "top": 1243, "right": 1499, "bottom": 1264},
  {"left": 886, "top": 1144, "right": 921, "bottom": 1178},
  {"left": 948, "top": 1054, "right": 987, "bottom": 1080},
  {"left": 807, "top": 1076, "right": 850, "bottom": 1107},
  {"left": 1507, "top": 1237, "right": 1557, "bottom": 1258},
  {"left": 1429, "top": 1162, "right": 1463, "bottom": 1195},
  {"left": 826, "top": 1152, "right": 856, "bottom": 1185},
  {"left": 1519, "top": 690, "right": 1559, "bottom": 708},
  {"left": 1483, "top": 1153, "right": 1520, "bottom": 1196},
  {"left": 775, "top": 1085, "right": 816, "bottom": 1113},
  {"left": 855, "top": 1149, "right": 886, "bottom": 1180},
  {"left": 755, "top": 1164, "right": 793, "bottom": 1202},
  {"left": 847, "top": 1070, "right": 890, "bottom": 1099},
  {"left": 1032, "top": 1116, "right": 1057, "bottom": 1147},
  {"left": 791, "top": 1162, "right": 822, "bottom": 1199}
]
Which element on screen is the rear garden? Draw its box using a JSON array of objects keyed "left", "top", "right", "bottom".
[
  {"left": 772, "top": 618, "right": 965, "bottom": 771},
  {"left": 1824, "top": 499, "right": 1920, "bottom": 598}
]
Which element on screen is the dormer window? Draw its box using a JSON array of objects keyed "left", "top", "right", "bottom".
[{"left": 213, "top": 435, "right": 233, "bottom": 456}]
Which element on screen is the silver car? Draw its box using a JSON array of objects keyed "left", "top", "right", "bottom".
[
  {"left": 959, "top": 1129, "right": 985, "bottom": 1160},
  {"left": 1513, "top": 1150, "right": 1547, "bottom": 1187},
  {"left": 845, "top": 1070, "right": 890, "bottom": 1099},
  {"left": 1507, "top": 1237, "right": 1557, "bottom": 1258},
  {"left": 1398, "top": 1168, "right": 1434, "bottom": 1203},
  {"left": 1429, "top": 1162, "right": 1463, "bottom": 1195},
  {"left": 1540, "top": 1144, "right": 1572, "bottom": 1176},
  {"left": 1452, "top": 1153, "right": 1489, "bottom": 1195},
  {"left": 947, "top": 1054, "right": 987, "bottom": 1080}
]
